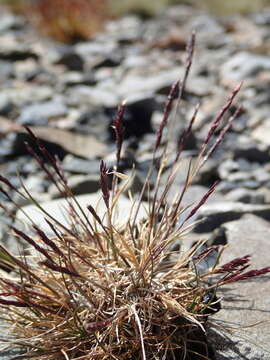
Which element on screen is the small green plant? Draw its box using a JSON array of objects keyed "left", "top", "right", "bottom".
[{"left": 0, "top": 35, "right": 269, "bottom": 360}]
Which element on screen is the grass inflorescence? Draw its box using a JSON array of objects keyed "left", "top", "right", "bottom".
[{"left": 0, "top": 34, "right": 269, "bottom": 360}]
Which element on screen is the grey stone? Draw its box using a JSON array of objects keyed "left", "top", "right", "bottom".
[
  {"left": 16, "top": 192, "right": 147, "bottom": 236},
  {"left": 218, "top": 159, "right": 240, "bottom": 180},
  {"left": 14, "top": 58, "right": 40, "bottom": 82},
  {"left": 108, "top": 94, "right": 155, "bottom": 139},
  {"left": 0, "top": 60, "right": 13, "bottom": 80},
  {"left": 252, "top": 119, "right": 270, "bottom": 146},
  {"left": 233, "top": 143, "right": 270, "bottom": 164},
  {"left": 167, "top": 184, "right": 225, "bottom": 210},
  {"left": 226, "top": 171, "right": 252, "bottom": 183},
  {"left": 195, "top": 201, "right": 270, "bottom": 232},
  {"left": 117, "top": 68, "right": 185, "bottom": 98},
  {"left": 225, "top": 188, "right": 265, "bottom": 204},
  {"left": 240, "top": 180, "right": 260, "bottom": 189},
  {"left": 252, "top": 167, "right": 270, "bottom": 184},
  {"left": 14, "top": 127, "right": 107, "bottom": 160},
  {"left": 67, "top": 85, "right": 119, "bottom": 107},
  {"left": 61, "top": 72, "right": 95, "bottom": 87},
  {"left": 13, "top": 175, "right": 50, "bottom": 207},
  {"left": 221, "top": 52, "right": 270, "bottom": 83},
  {"left": 54, "top": 49, "right": 84, "bottom": 71},
  {"left": 212, "top": 214, "right": 270, "bottom": 359},
  {"left": 0, "top": 13, "right": 24, "bottom": 32},
  {"left": 62, "top": 156, "right": 101, "bottom": 175},
  {"left": 0, "top": 36, "right": 38, "bottom": 62},
  {"left": 75, "top": 41, "right": 117, "bottom": 58},
  {"left": 103, "top": 15, "right": 143, "bottom": 43},
  {"left": 0, "top": 346, "right": 23, "bottom": 360},
  {"left": 0, "top": 94, "right": 13, "bottom": 116},
  {"left": 246, "top": 106, "right": 269, "bottom": 128},
  {"left": 18, "top": 100, "right": 68, "bottom": 125},
  {"left": 49, "top": 174, "right": 100, "bottom": 198},
  {"left": 192, "top": 243, "right": 220, "bottom": 275},
  {"left": 0, "top": 213, "right": 13, "bottom": 247},
  {"left": 4, "top": 86, "right": 53, "bottom": 107},
  {"left": 186, "top": 15, "right": 225, "bottom": 45}
]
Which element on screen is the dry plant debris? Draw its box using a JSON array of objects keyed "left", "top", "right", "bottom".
[
  {"left": 0, "top": 34, "right": 269, "bottom": 360},
  {"left": 23, "top": 0, "right": 109, "bottom": 43}
]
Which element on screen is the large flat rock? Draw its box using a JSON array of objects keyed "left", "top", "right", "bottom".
[
  {"left": 16, "top": 192, "right": 148, "bottom": 236},
  {"left": 211, "top": 214, "right": 270, "bottom": 359}
]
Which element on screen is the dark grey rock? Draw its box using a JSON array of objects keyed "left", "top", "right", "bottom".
[
  {"left": 0, "top": 132, "right": 67, "bottom": 159},
  {"left": 92, "top": 54, "right": 122, "bottom": 69},
  {"left": 108, "top": 94, "right": 155, "bottom": 139},
  {"left": 49, "top": 174, "right": 100, "bottom": 198},
  {"left": 194, "top": 159, "right": 220, "bottom": 187},
  {"left": 225, "top": 188, "right": 265, "bottom": 204},
  {"left": 207, "top": 226, "right": 227, "bottom": 245},
  {"left": 194, "top": 201, "right": 270, "bottom": 232},
  {"left": 54, "top": 49, "right": 84, "bottom": 71},
  {"left": 0, "top": 94, "right": 13, "bottom": 116},
  {"left": 75, "top": 109, "right": 109, "bottom": 140},
  {"left": 233, "top": 143, "right": 270, "bottom": 163},
  {"left": 62, "top": 156, "right": 101, "bottom": 175},
  {"left": 0, "top": 44, "right": 38, "bottom": 62},
  {"left": 191, "top": 243, "right": 220, "bottom": 275}
]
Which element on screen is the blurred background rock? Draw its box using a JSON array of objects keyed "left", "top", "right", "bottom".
[{"left": 0, "top": 0, "right": 269, "bottom": 42}]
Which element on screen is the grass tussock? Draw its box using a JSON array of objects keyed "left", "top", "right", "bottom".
[{"left": 0, "top": 35, "right": 269, "bottom": 360}]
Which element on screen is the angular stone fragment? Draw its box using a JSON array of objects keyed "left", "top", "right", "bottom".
[{"left": 212, "top": 214, "right": 270, "bottom": 359}]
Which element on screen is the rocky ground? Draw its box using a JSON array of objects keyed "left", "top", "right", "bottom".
[{"left": 0, "top": 4, "right": 270, "bottom": 359}]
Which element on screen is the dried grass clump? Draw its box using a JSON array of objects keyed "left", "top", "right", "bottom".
[
  {"left": 24, "top": 0, "right": 109, "bottom": 43},
  {"left": 0, "top": 35, "right": 269, "bottom": 360}
]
